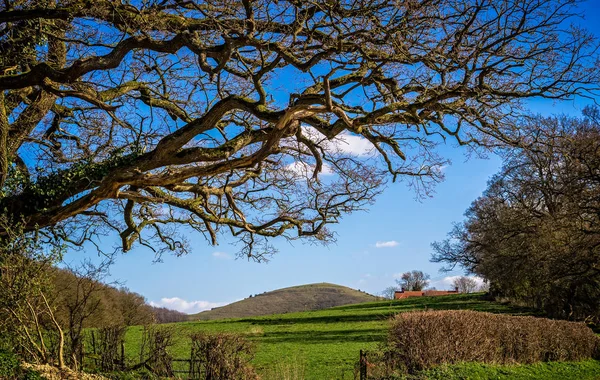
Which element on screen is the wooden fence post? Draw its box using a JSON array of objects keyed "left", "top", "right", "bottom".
[
  {"left": 121, "top": 341, "right": 125, "bottom": 370},
  {"left": 359, "top": 350, "right": 367, "bottom": 380},
  {"left": 91, "top": 330, "right": 98, "bottom": 368},
  {"left": 189, "top": 342, "right": 195, "bottom": 379}
]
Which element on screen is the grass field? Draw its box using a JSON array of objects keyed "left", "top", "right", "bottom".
[
  {"left": 415, "top": 360, "right": 600, "bottom": 380},
  {"left": 118, "top": 293, "right": 600, "bottom": 379}
]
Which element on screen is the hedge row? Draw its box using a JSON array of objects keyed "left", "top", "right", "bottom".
[{"left": 385, "top": 310, "right": 600, "bottom": 372}]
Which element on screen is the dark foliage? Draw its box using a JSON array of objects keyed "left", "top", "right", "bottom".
[
  {"left": 433, "top": 110, "right": 600, "bottom": 323},
  {"left": 0, "top": 349, "right": 21, "bottom": 378}
]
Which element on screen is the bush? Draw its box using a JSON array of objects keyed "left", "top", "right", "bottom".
[
  {"left": 21, "top": 369, "right": 45, "bottom": 380},
  {"left": 0, "top": 350, "right": 45, "bottom": 380},
  {"left": 190, "top": 333, "right": 258, "bottom": 380},
  {"left": 0, "top": 349, "right": 21, "bottom": 378},
  {"left": 139, "top": 326, "right": 173, "bottom": 377},
  {"left": 384, "top": 310, "right": 600, "bottom": 373},
  {"left": 96, "top": 326, "right": 126, "bottom": 372}
]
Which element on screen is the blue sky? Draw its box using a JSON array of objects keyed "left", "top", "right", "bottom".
[{"left": 62, "top": 1, "right": 600, "bottom": 314}]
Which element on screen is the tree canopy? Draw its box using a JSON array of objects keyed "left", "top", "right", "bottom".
[
  {"left": 1, "top": 0, "right": 598, "bottom": 258},
  {"left": 432, "top": 109, "right": 600, "bottom": 321},
  {"left": 398, "top": 270, "right": 430, "bottom": 291}
]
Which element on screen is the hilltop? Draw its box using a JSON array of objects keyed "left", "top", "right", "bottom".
[{"left": 190, "top": 282, "right": 378, "bottom": 320}]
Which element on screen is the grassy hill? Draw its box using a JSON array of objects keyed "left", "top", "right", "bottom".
[
  {"left": 190, "top": 282, "right": 378, "bottom": 320},
  {"left": 121, "top": 293, "right": 600, "bottom": 379}
]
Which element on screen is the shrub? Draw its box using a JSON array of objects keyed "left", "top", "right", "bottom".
[
  {"left": 190, "top": 332, "right": 258, "bottom": 380},
  {"left": 384, "top": 310, "right": 600, "bottom": 373},
  {"left": 139, "top": 326, "right": 173, "bottom": 377},
  {"left": 0, "top": 349, "right": 20, "bottom": 378},
  {"left": 0, "top": 350, "right": 46, "bottom": 380},
  {"left": 95, "top": 326, "right": 127, "bottom": 372},
  {"left": 22, "top": 369, "right": 45, "bottom": 380}
]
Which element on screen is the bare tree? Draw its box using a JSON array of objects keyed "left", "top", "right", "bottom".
[
  {"left": 54, "top": 259, "right": 113, "bottom": 369},
  {"left": 381, "top": 286, "right": 400, "bottom": 300},
  {"left": 452, "top": 276, "right": 478, "bottom": 293},
  {"left": 0, "top": 0, "right": 598, "bottom": 258},
  {"left": 0, "top": 221, "right": 66, "bottom": 368},
  {"left": 397, "top": 270, "right": 430, "bottom": 291},
  {"left": 478, "top": 282, "right": 490, "bottom": 293}
]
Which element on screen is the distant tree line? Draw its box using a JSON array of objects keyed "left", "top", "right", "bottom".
[
  {"left": 50, "top": 267, "right": 188, "bottom": 327},
  {"left": 433, "top": 110, "right": 600, "bottom": 323}
]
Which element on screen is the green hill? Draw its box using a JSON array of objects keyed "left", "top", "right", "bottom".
[{"left": 190, "top": 282, "right": 378, "bottom": 320}]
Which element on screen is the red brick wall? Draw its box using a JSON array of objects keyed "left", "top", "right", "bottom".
[{"left": 394, "top": 291, "right": 424, "bottom": 299}]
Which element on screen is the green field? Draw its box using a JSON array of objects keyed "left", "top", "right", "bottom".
[
  {"left": 119, "top": 293, "right": 600, "bottom": 379},
  {"left": 415, "top": 360, "right": 600, "bottom": 380}
]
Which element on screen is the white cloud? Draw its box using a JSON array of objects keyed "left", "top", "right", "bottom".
[
  {"left": 375, "top": 240, "right": 399, "bottom": 248},
  {"left": 429, "top": 275, "right": 486, "bottom": 290},
  {"left": 302, "top": 127, "right": 374, "bottom": 157},
  {"left": 333, "top": 132, "right": 373, "bottom": 156},
  {"left": 212, "top": 251, "right": 231, "bottom": 259},
  {"left": 284, "top": 161, "right": 334, "bottom": 177},
  {"left": 435, "top": 165, "right": 448, "bottom": 174},
  {"left": 149, "top": 297, "right": 227, "bottom": 314}
]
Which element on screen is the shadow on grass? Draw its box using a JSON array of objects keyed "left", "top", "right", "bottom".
[
  {"left": 234, "top": 295, "right": 539, "bottom": 326},
  {"left": 334, "top": 294, "right": 537, "bottom": 314}
]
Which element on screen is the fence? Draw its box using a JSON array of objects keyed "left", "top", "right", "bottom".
[
  {"left": 75, "top": 329, "right": 257, "bottom": 379},
  {"left": 169, "top": 358, "right": 215, "bottom": 379}
]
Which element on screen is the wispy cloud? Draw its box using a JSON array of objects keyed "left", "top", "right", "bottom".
[
  {"left": 149, "top": 297, "right": 227, "bottom": 314},
  {"left": 375, "top": 240, "right": 399, "bottom": 248},
  {"left": 212, "top": 251, "right": 231, "bottom": 259}
]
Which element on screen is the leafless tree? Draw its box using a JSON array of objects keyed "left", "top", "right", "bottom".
[
  {"left": 54, "top": 259, "right": 113, "bottom": 369},
  {"left": 1, "top": 0, "right": 598, "bottom": 258},
  {"left": 381, "top": 286, "right": 400, "bottom": 300},
  {"left": 452, "top": 276, "right": 478, "bottom": 293},
  {"left": 397, "top": 270, "right": 430, "bottom": 291}
]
